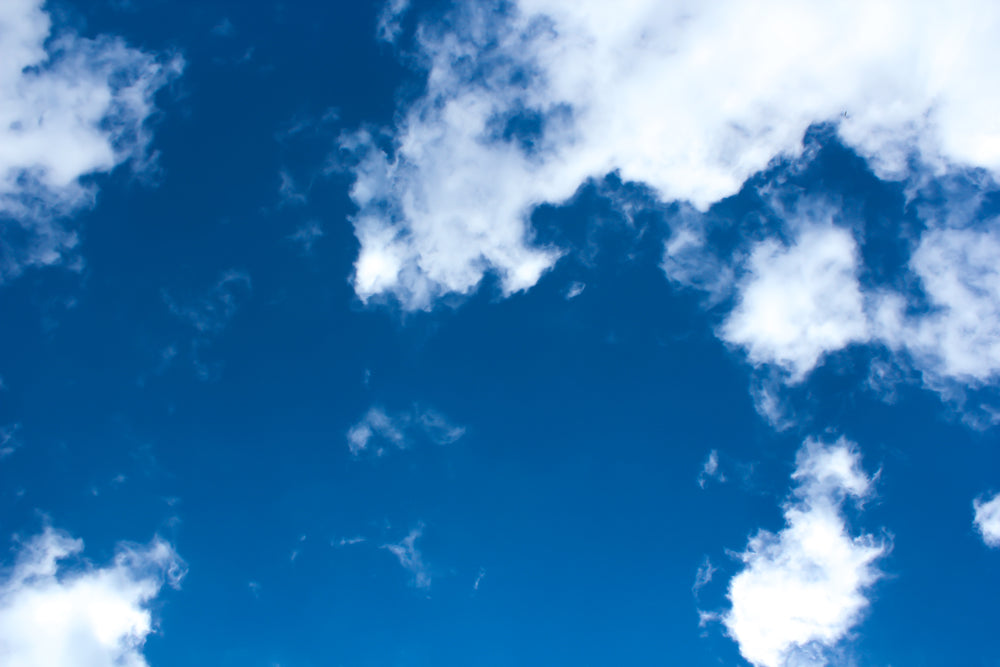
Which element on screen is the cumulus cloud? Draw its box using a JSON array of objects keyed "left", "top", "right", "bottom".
[
  {"left": 721, "top": 438, "right": 886, "bottom": 667},
  {"left": 720, "top": 224, "right": 869, "bottom": 383},
  {"left": 974, "top": 492, "right": 1000, "bottom": 548},
  {"left": 345, "top": 0, "right": 1000, "bottom": 310},
  {"left": 382, "top": 523, "right": 430, "bottom": 589},
  {"left": 0, "top": 0, "right": 181, "bottom": 282},
  {"left": 0, "top": 525, "right": 185, "bottom": 667},
  {"left": 875, "top": 222, "right": 1000, "bottom": 388},
  {"left": 346, "top": 404, "right": 464, "bottom": 457}
]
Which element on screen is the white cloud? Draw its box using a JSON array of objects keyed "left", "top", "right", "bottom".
[
  {"left": 697, "top": 450, "right": 725, "bottom": 489},
  {"left": 564, "top": 281, "right": 586, "bottom": 300},
  {"left": 288, "top": 220, "right": 324, "bottom": 254},
  {"left": 748, "top": 371, "right": 797, "bottom": 432},
  {"left": 346, "top": 406, "right": 406, "bottom": 457},
  {"left": 211, "top": 18, "right": 235, "bottom": 38},
  {"left": 875, "top": 222, "right": 1000, "bottom": 387},
  {"left": 974, "top": 492, "right": 1000, "bottom": 548},
  {"left": 720, "top": 224, "right": 869, "bottom": 383},
  {"left": 346, "top": 0, "right": 1000, "bottom": 310},
  {"left": 376, "top": 0, "right": 411, "bottom": 44},
  {"left": 0, "top": 422, "right": 22, "bottom": 459},
  {"left": 0, "top": 525, "right": 185, "bottom": 667},
  {"left": 416, "top": 408, "right": 467, "bottom": 445},
  {"left": 382, "top": 524, "right": 430, "bottom": 589},
  {"left": 334, "top": 536, "right": 366, "bottom": 548},
  {"left": 721, "top": 438, "right": 886, "bottom": 667},
  {"left": 0, "top": 0, "right": 181, "bottom": 282},
  {"left": 346, "top": 404, "right": 464, "bottom": 457},
  {"left": 160, "top": 270, "right": 251, "bottom": 381},
  {"left": 693, "top": 556, "right": 717, "bottom": 594}
]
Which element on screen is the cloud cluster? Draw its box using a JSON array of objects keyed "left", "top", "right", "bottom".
[
  {"left": 974, "top": 492, "right": 1000, "bottom": 548},
  {"left": 346, "top": 404, "right": 465, "bottom": 457},
  {"left": 876, "top": 222, "right": 1000, "bottom": 388},
  {"left": 675, "top": 200, "right": 1000, "bottom": 416},
  {"left": 0, "top": 0, "right": 181, "bottom": 282},
  {"left": 0, "top": 526, "right": 184, "bottom": 667},
  {"left": 345, "top": 0, "right": 1000, "bottom": 310},
  {"left": 721, "top": 438, "right": 886, "bottom": 667}
]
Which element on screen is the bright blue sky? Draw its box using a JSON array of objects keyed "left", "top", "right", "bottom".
[{"left": 2, "top": 1, "right": 1000, "bottom": 666}]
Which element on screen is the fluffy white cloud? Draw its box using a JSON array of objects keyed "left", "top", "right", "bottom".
[
  {"left": 346, "top": 404, "right": 465, "bottom": 457},
  {"left": 0, "top": 526, "right": 185, "bottom": 667},
  {"left": 875, "top": 222, "right": 1000, "bottom": 387},
  {"left": 974, "top": 492, "right": 1000, "bottom": 548},
  {"left": 346, "top": 0, "right": 1000, "bottom": 309},
  {"left": 382, "top": 524, "right": 430, "bottom": 589},
  {"left": 0, "top": 0, "right": 181, "bottom": 282},
  {"left": 722, "top": 438, "right": 886, "bottom": 667},
  {"left": 721, "top": 225, "right": 869, "bottom": 382}
]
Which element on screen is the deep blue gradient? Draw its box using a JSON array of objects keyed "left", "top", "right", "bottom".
[{"left": 1, "top": 1, "right": 999, "bottom": 665}]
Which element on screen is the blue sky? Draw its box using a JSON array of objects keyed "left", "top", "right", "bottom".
[{"left": 2, "top": 1, "right": 1000, "bottom": 665}]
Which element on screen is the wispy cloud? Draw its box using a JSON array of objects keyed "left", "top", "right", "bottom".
[
  {"left": 382, "top": 523, "right": 430, "bottom": 589},
  {"left": 161, "top": 270, "right": 252, "bottom": 381},
  {"left": 334, "top": 536, "right": 366, "bottom": 548},
  {"left": 376, "top": 0, "right": 411, "bottom": 44},
  {"left": 697, "top": 450, "right": 725, "bottom": 489},
  {"left": 564, "top": 281, "right": 586, "bottom": 300},
  {"left": 163, "top": 270, "right": 252, "bottom": 335},
  {"left": 346, "top": 404, "right": 465, "bottom": 457},
  {"left": 692, "top": 556, "right": 717, "bottom": 595},
  {"left": 0, "top": 423, "right": 22, "bottom": 459},
  {"left": 211, "top": 18, "right": 235, "bottom": 37},
  {"left": 288, "top": 220, "right": 324, "bottom": 254},
  {"left": 716, "top": 438, "right": 887, "bottom": 667}
]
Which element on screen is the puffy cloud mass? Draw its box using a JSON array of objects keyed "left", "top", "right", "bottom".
[
  {"left": 0, "top": 0, "right": 181, "bottom": 281},
  {"left": 0, "top": 526, "right": 185, "bottom": 667},
  {"left": 974, "top": 492, "right": 1000, "bottom": 548},
  {"left": 722, "top": 438, "right": 886, "bottom": 667},
  {"left": 721, "top": 224, "right": 869, "bottom": 382},
  {"left": 346, "top": 0, "right": 1000, "bottom": 309},
  {"left": 875, "top": 222, "right": 1000, "bottom": 388}
]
